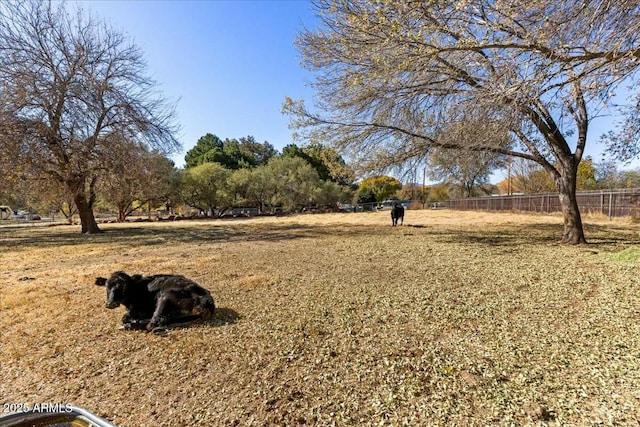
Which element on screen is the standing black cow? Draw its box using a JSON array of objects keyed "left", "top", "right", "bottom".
[
  {"left": 391, "top": 203, "right": 404, "bottom": 226},
  {"left": 95, "top": 271, "right": 215, "bottom": 331}
]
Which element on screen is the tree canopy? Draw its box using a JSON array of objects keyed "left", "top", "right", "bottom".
[
  {"left": 429, "top": 149, "right": 504, "bottom": 198},
  {"left": 282, "top": 142, "right": 355, "bottom": 185},
  {"left": 99, "top": 142, "right": 177, "bottom": 221},
  {"left": 179, "top": 162, "right": 232, "bottom": 216},
  {"left": 185, "top": 134, "right": 277, "bottom": 169},
  {"left": 358, "top": 176, "right": 403, "bottom": 203}
]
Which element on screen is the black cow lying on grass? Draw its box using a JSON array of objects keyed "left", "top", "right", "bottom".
[
  {"left": 391, "top": 203, "right": 404, "bottom": 226},
  {"left": 95, "top": 271, "right": 215, "bottom": 331}
]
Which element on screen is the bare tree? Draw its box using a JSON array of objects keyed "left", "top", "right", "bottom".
[
  {"left": 508, "top": 159, "right": 556, "bottom": 195},
  {"left": 428, "top": 118, "right": 507, "bottom": 197},
  {"left": 285, "top": 0, "right": 640, "bottom": 243},
  {"left": 42, "top": 181, "right": 78, "bottom": 223},
  {"left": 99, "top": 139, "right": 177, "bottom": 222},
  {"left": 602, "top": 93, "right": 640, "bottom": 160},
  {"left": 0, "top": 1, "right": 179, "bottom": 233},
  {"left": 429, "top": 149, "right": 503, "bottom": 198}
]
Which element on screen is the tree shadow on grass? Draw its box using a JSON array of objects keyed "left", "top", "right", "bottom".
[
  {"left": 408, "top": 223, "right": 559, "bottom": 247},
  {"left": 426, "top": 222, "right": 640, "bottom": 248},
  {"left": 2, "top": 217, "right": 639, "bottom": 250},
  {"left": 0, "top": 220, "right": 381, "bottom": 250},
  {"left": 107, "top": 223, "right": 376, "bottom": 247},
  {"left": 581, "top": 223, "right": 640, "bottom": 246}
]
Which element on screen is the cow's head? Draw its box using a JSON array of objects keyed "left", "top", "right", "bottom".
[{"left": 95, "top": 271, "right": 131, "bottom": 309}]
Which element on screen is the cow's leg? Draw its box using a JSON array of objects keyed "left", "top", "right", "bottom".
[
  {"left": 400, "top": 215, "right": 404, "bottom": 226},
  {"left": 120, "top": 313, "right": 149, "bottom": 330},
  {"left": 147, "top": 294, "right": 170, "bottom": 331},
  {"left": 119, "top": 312, "right": 135, "bottom": 330}
]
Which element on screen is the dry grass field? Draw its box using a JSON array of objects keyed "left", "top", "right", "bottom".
[{"left": 2, "top": 209, "right": 640, "bottom": 426}]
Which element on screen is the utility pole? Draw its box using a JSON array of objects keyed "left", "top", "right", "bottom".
[
  {"left": 507, "top": 160, "right": 512, "bottom": 196},
  {"left": 422, "top": 163, "right": 427, "bottom": 208}
]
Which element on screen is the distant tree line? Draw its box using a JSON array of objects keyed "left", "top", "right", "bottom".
[
  {"left": 494, "top": 157, "right": 640, "bottom": 196},
  {"left": 177, "top": 135, "right": 355, "bottom": 216},
  {"left": 7, "top": 130, "right": 640, "bottom": 221},
  {"left": 0, "top": 132, "right": 359, "bottom": 220},
  {"left": 358, "top": 156, "right": 640, "bottom": 207}
]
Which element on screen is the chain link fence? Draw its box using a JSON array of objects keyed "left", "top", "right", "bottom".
[{"left": 445, "top": 188, "right": 640, "bottom": 219}]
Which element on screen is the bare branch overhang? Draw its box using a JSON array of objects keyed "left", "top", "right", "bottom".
[{"left": 301, "top": 109, "right": 540, "bottom": 163}]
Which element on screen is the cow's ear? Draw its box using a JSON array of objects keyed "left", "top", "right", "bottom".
[
  {"left": 147, "top": 277, "right": 163, "bottom": 292},
  {"left": 95, "top": 277, "right": 107, "bottom": 286}
]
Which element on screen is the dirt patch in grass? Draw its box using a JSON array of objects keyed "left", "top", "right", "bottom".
[{"left": 2, "top": 210, "right": 640, "bottom": 426}]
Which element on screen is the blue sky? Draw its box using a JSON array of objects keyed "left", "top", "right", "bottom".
[
  {"left": 79, "top": 0, "right": 316, "bottom": 168},
  {"left": 78, "top": 0, "right": 636, "bottom": 183}
]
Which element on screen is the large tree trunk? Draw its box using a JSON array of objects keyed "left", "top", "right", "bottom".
[
  {"left": 74, "top": 192, "right": 101, "bottom": 234},
  {"left": 556, "top": 165, "right": 586, "bottom": 244},
  {"left": 70, "top": 175, "right": 102, "bottom": 234}
]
